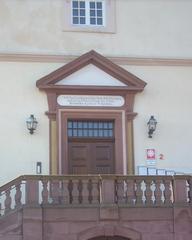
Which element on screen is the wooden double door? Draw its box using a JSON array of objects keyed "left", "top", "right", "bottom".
[
  {"left": 68, "top": 139, "right": 114, "bottom": 174},
  {"left": 68, "top": 119, "right": 115, "bottom": 174}
]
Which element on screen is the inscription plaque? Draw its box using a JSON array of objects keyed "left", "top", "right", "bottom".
[{"left": 57, "top": 95, "right": 125, "bottom": 107}]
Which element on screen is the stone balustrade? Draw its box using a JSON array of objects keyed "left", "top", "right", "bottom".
[{"left": 0, "top": 175, "right": 191, "bottom": 216}]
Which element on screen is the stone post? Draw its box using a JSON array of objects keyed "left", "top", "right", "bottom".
[{"left": 25, "top": 179, "right": 39, "bottom": 206}]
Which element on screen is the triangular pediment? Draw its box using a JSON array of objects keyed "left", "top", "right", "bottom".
[
  {"left": 36, "top": 50, "right": 146, "bottom": 91},
  {"left": 55, "top": 64, "right": 127, "bottom": 87}
]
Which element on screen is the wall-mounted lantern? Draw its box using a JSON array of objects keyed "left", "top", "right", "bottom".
[
  {"left": 26, "top": 114, "right": 38, "bottom": 134},
  {"left": 147, "top": 115, "right": 157, "bottom": 138}
]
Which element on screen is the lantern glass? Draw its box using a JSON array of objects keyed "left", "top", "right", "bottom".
[
  {"left": 26, "top": 115, "right": 38, "bottom": 134},
  {"left": 147, "top": 115, "right": 157, "bottom": 138}
]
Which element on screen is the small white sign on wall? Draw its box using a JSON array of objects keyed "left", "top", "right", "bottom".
[{"left": 57, "top": 95, "right": 125, "bottom": 107}]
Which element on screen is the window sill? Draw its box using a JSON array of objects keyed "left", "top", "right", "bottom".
[{"left": 62, "top": 25, "right": 116, "bottom": 34}]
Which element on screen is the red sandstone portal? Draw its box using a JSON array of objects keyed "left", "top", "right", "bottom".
[
  {"left": 59, "top": 110, "right": 124, "bottom": 174},
  {"left": 36, "top": 50, "right": 146, "bottom": 175}
]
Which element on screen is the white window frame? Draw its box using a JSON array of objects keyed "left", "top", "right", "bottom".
[
  {"left": 63, "top": 0, "right": 116, "bottom": 33},
  {"left": 71, "top": 0, "right": 106, "bottom": 27}
]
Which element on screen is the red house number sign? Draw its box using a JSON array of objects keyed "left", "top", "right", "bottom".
[{"left": 146, "top": 149, "right": 156, "bottom": 160}]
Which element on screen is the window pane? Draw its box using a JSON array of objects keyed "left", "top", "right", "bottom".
[
  {"left": 94, "top": 130, "right": 98, "bottom": 137},
  {"left": 97, "top": 10, "right": 102, "bottom": 17},
  {"left": 73, "top": 17, "right": 79, "bottom": 24},
  {"left": 73, "top": 129, "right": 78, "bottom": 136},
  {"left": 78, "top": 129, "right": 83, "bottom": 137},
  {"left": 80, "top": 9, "right": 85, "bottom": 16},
  {"left": 109, "top": 130, "right": 113, "bottom": 137},
  {"left": 104, "top": 130, "right": 108, "bottom": 137},
  {"left": 99, "top": 130, "right": 103, "bottom": 137},
  {"left": 83, "top": 121, "right": 88, "bottom": 128},
  {"left": 83, "top": 129, "right": 88, "bottom": 137},
  {"left": 72, "top": 1, "right": 79, "bottom": 8},
  {"left": 90, "top": 17, "right": 96, "bottom": 25},
  {"left": 90, "top": 10, "right": 96, "bottom": 16},
  {"left": 73, "top": 121, "right": 78, "bottom": 128},
  {"left": 78, "top": 121, "right": 82, "bottom": 128},
  {"left": 97, "top": 2, "right": 102, "bottom": 9},
  {"left": 68, "top": 121, "right": 72, "bottom": 128},
  {"left": 79, "top": 1, "right": 85, "bottom": 8},
  {"left": 68, "top": 129, "right": 73, "bottom": 137},
  {"left": 88, "top": 129, "right": 93, "bottom": 137},
  {"left": 97, "top": 18, "right": 103, "bottom": 25},
  {"left": 93, "top": 122, "right": 98, "bottom": 128},
  {"left": 90, "top": 2, "right": 95, "bottom": 8},
  {"left": 73, "top": 9, "right": 78, "bottom": 16},
  {"left": 80, "top": 17, "right": 86, "bottom": 24}
]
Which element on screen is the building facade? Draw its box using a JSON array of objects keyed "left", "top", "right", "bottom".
[{"left": 0, "top": 1, "right": 192, "bottom": 239}]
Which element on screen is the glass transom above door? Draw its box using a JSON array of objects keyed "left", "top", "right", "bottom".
[{"left": 67, "top": 120, "right": 114, "bottom": 138}]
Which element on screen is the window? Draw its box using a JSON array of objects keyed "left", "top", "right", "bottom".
[
  {"left": 67, "top": 120, "right": 114, "bottom": 138},
  {"left": 72, "top": 0, "right": 104, "bottom": 26},
  {"left": 63, "top": 0, "right": 116, "bottom": 33}
]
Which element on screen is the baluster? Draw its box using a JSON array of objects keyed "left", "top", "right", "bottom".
[
  {"left": 25, "top": 179, "right": 39, "bottom": 205},
  {"left": 62, "top": 179, "right": 70, "bottom": 204},
  {"left": 87, "top": 179, "right": 93, "bottom": 204},
  {"left": 0, "top": 192, "right": 2, "bottom": 216},
  {"left": 124, "top": 180, "right": 128, "bottom": 204},
  {"left": 72, "top": 179, "right": 79, "bottom": 204},
  {"left": 127, "top": 179, "right": 135, "bottom": 206},
  {"left": 68, "top": 179, "right": 73, "bottom": 204},
  {"left": 188, "top": 178, "right": 192, "bottom": 205},
  {"left": 114, "top": 179, "right": 118, "bottom": 203},
  {"left": 82, "top": 179, "right": 89, "bottom": 204},
  {"left": 51, "top": 180, "right": 60, "bottom": 204},
  {"left": 91, "top": 178, "right": 100, "bottom": 204},
  {"left": 135, "top": 179, "right": 143, "bottom": 206},
  {"left": 78, "top": 180, "right": 83, "bottom": 204},
  {"left": 5, "top": 189, "right": 12, "bottom": 213},
  {"left": 186, "top": 178, "right": 190, "bottom": 204},
  {"left": 15, "top": 182, "right": 22, "bottom": 208},
  {"left": 164, "top": 179, "right": 172, "bottom": 206},
  {"left": 145, "top": 179, "right": 153, "bottom": 206},
  {"left": 98, "top": 178, "right": 102, "bottom": 204},
  {"left": 154, "top": 179, "right": 163, "bottom": 206},
  {"left": 41, "top": 180, "right": 49, "bottom": 204},
  {"left": 116, "top": 179, "right": 125, "bottom": 204}
]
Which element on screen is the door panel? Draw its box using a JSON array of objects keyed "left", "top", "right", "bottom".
[
  {"left": 92, "top": 142, "right": 114, "bottom": 174},
  {"left": 68, "top": 141, "right": 114, "bottom": 174},
  {"left": 68, "top": 142, "right": 90, "bottom": 174}
]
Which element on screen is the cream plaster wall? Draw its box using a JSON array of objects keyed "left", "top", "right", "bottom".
[
  {"left": 0, "top": 61, "right": 192, "bottom": 185},
  {"left": 0, "top": 0, "right": 192, "bottom": 58},
  {"left": 123, "top": 65, "right": 192, "bottom": 174},
  {"left": 0, "top": 62, "right": 62, "bottom": 186}
]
